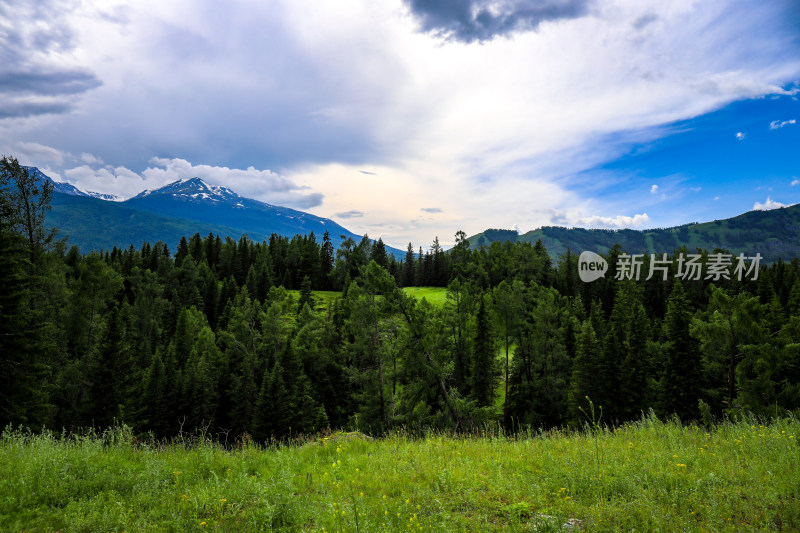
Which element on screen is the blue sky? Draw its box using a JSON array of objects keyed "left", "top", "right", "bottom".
[
  {"left": 587, "top": 91, "right": 800, "bottom": 227},
  {"left": 1, "top": 0, "right": 799, "bottom": 249}
]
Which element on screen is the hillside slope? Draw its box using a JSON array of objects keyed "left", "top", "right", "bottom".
[{"left": 468, "top": 204, "right": 800, "bottom": 262}]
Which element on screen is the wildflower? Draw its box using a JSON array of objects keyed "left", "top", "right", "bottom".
[
  {"left": 220, "top": 498, "right": 227, "bottom": 503},
  {"left": 200, "top": 521, "right": 207, "bottom": 526}
]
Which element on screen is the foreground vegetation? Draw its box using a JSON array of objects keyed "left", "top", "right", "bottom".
[
  {"left": 3, "top": 154, "right": 800, "bottom": 443},
  {"left": 2, "top": 416, "right": 798, "bottom": 531}
]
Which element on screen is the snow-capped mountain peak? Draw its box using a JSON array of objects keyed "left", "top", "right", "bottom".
[
  {"left": 22, "top": 166, "right": 122, "bottom": 201},
  {"left": 130, "top": 177, "right": 240, "bottom": 203}
]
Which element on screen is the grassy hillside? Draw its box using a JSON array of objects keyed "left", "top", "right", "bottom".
[
  {"left": 468, "top": 204, "right": 800, "bottom": 262},
  {"left": 2, "top": 417, "right": 798, "bottom": 531}
]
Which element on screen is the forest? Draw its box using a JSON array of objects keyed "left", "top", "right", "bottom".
[{"left": 2, "top": 155, "right": 800, "bottom": 441}]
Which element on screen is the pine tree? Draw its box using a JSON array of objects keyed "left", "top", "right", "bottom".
[
  {"left": 320, "top": 230, "right": 335, "bottom": 290},
  {"left": 297, "top": 275, "right": 315, "bottom": 312},
  {"left": 0, "top": 165, "right": 36, "bottom": 426},
  {"left": 144, "top": 351, "right": 170, "bottom": 436},
  {"left": 492, "top": 280, "right": 522, "bottom": 426},
  {"left": 1, "top": 157, "right": 55, "bottom": 275},
  {"left": 175, "top": 236, "right": 189, "bottom": 267},
  {"left": 252, "top": 360, "right": 291, "bottom": 441},
  {"left": 471, "top": 293, "right": 494, "bottom": 407},
  {"left": 181, "top": 326, "right": 219, "bottom": 430},
  {"left": 370, "top": 238, "right": 388, "bottom": 268},
  {"left": 402, "top": 243, "right": 416, "bottom": 287},
  {"left": 658, "top": 280, "right": 701, "bottom": 420},
  {"left": 83, "top": 303, "right": 138, "bottom": 428},
  {"left": 603, "top": 282, "right": 649, "bottom": 422},
  {"left": 567, "top": 321, "right": 602, "bottom": 426}
]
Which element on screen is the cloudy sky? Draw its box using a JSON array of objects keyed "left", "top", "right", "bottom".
[{"left": 2, "top": 0, "right": 799, "bottom": 249}]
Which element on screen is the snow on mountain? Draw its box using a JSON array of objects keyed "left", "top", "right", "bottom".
[
  {"left": 23, "top": 167, "right": 122, "bottom": 201},
  {"left": 130, "top": 177, "right": 241, "bottom": 204}
]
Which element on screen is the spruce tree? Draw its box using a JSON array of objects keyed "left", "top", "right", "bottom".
[
  {"left": 658, "top": 280, "right": 701, "bottom": 420},
  {"left": 567, "top": 321, "right": 602, "bottom": 426},
  {"left": 297, "top": 275, "right": 314, "bottom": 312},
  {"left": 402, "top": 243, "right": 416, "bottom": 287},
  {"left": 471, "top": 293, "right": 494, "bottom": 407}
]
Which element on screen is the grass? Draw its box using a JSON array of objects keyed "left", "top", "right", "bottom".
[
  {"left": 2, "top": 416, "right": 799, "bottom": 531},
  {"left": 402, "top": 287, "right": 448, "bottom": 307}
]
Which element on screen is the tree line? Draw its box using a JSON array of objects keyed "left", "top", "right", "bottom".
[{"left": 2, "top": 156, "right": 799, "bottom": 440}]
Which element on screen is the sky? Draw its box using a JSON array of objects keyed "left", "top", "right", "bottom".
[{"left": 1, "top": 0, "right": 799, "bottom": 250}]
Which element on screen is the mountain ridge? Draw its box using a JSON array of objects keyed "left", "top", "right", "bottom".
[
  {"left": 468, "top": 203, "right": 800, "bottom": 263},
  {"left": 24, "top": 168, "right": 403, "bottom": 257}
]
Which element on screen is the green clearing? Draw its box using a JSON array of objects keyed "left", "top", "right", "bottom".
[
  {"left": 286, "top": 290, "right": 343, "bottom": 313},
  {"left": 402, "top": 286, "right": 448, "bottom": 307},
  {"left": 2, "top": 417, "right": 799, "bottom": 531},
  {"left": 282, "top": 288, "right": 447, "bottom": 312}
]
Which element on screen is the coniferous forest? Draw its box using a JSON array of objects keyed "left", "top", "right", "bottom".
[{"left": 3, "top": 156, "right": 800, "bottom": 440}]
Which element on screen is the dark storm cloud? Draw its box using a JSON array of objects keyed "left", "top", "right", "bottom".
[
  {"left": 0, "top": 70, "right": 102, "bottom": 96},
  {"left": 0, "top": 0, "right": 102, "bottom": 118},
  {"left": 0, "top": 100, "right": 71, "bottom": 119},
  {"left": 335, "top": 210, "right": 366, "bottom": 218},
  {"left": 403, "top": 0, "right": 592, "bottom": 42},
  {"left": 287, "top": 192, "right": 324, "bottom": 209}
]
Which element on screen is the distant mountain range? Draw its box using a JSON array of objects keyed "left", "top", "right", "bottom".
[
  {"left": 29, "top": 168, "right": 403, "bottom": 257},
  {"left": 468, "top": 204, "right": 800, "bottom": 263}
]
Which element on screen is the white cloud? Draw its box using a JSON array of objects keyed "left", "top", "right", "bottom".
[
  {"left": 11, "top": 142, "right": 70, "bottom": 166},
  {"left": 1, "top": 0, "right": 799, "bottom": 246},
  {"left": 650, "top": 184, "right": 659, "bottom": 194},
  {"left": 572, "top": 213, "right": 651, "bottom": 228},
  {"left": 141, "top": 158, "right": 322, "bottom": 209},
  {"left": 769, "top": 119, "right": 796, "bottom": 130},
  {"left": 535, "top": 207, "right": 650, "bottom": 229},
  {"left": 735, "top": 132, "right": 746, "bottom": 141},
  {"left": 791, "top": 179, "right": 799, "bottom": 186},
  {"left": 60, "top": 158, "right": 321, "bottom": 208},
  {"left": 80, "top": 152, "right": 104, "bottom": 165},
  {"left": 64, "top": 165, "right": 147, "bottom": 198},
  {"left": 753, "top": 197, "right": 791, "bottom": 211}
]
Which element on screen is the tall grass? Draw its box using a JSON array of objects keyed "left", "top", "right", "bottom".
[{"left": 1, "top": 415, "right": 798, "bottom": 531}]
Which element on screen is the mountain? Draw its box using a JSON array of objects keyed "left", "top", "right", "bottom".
[
  {"left": 23, "top": 169, "right": 402, "bottom": 257},
  {"left": 25, "top": 167, "right": 122, "bottom": 201},
  {"left": 48, "top": 193, "right": 272, "bottom": 254},
  {"left": 122, "top": 177, "right": 355, "bottom": 248},
  {"left": 468, "top": 204, "right": 800, "bottom": 263}
]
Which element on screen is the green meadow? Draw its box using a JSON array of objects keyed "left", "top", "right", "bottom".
[
  {"left": 284, "top": 288, "right": 447, "bottom": 311},
  {"left": 401, "top": 287, "right": 448, "bottom": 307},
  {"left": 2, "top": 416, "right": 798, "bottom": 531}
]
